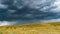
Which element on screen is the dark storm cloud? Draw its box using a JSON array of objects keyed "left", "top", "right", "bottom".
[
  {"left": 0, "top": 0, "right": 60, "bottom": 24},
  {"left": 0, "top": 6, "right": 57, "bottom": 21}
]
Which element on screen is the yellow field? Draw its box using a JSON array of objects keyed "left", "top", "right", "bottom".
[{"left": 0, "top": 22, "right": 60, "bottom": 34}]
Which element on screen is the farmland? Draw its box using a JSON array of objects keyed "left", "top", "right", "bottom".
[{"left": 0, "top": 22, "right": 60, "bottom": 34}]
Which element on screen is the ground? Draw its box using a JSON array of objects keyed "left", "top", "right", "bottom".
[{"left": 0, "top": 22, "right": 60, "bottom": 34}]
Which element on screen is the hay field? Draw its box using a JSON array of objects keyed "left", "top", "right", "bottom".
[{"left": 0, "top": 22, "right": 60, "bottom": 34}]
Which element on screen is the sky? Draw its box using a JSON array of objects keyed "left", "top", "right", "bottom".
[{"left": 0, "top": 0, "right": 60, "bottom": 26}]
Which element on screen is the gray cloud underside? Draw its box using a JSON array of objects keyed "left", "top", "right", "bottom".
[{"left": 0, "top": 0, "right": 60, "bottom": 23}]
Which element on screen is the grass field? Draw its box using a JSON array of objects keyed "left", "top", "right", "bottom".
[{"left": 0, "top": 22, "right": 60, "bottom": 34}]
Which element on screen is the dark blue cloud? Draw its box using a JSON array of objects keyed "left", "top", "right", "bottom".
[
  {"left": 0, "top": 7, "right": 57, "bottom": 21},
  {"left": 0, "top": 0, "right": 59, "bottom": 23}
]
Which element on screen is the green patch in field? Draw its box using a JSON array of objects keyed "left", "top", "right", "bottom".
[{"left": 0, "top": 31, "right": 2, "bottom": 34}]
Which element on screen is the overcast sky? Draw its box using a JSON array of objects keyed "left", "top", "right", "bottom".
[{"left": 0, "top": 0, "right": 60, "bottom": 26}]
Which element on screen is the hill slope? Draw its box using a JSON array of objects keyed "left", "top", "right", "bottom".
[{"left": 0, "top": 22, "right": 60, "bottom": 34}]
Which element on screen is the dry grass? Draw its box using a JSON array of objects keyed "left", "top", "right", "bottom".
[{"left": 0, "top": 22, "right": 60, "bottom": 34}]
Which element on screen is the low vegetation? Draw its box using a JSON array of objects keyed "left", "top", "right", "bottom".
[{"left": 0, "top": 22, "right": 60, "bottom": 34}]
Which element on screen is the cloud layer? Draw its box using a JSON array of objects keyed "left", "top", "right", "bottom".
[{"left": 0, "top": 0, "right": 60, "bottom": 26}]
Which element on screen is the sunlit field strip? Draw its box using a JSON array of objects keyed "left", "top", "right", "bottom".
[{"left": 0, "top": 22, "right": 60, "bottom": 34}]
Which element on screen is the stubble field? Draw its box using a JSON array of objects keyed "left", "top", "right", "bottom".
[{"left": 0, "top": 22, "right": 60, "bottom": 34}]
